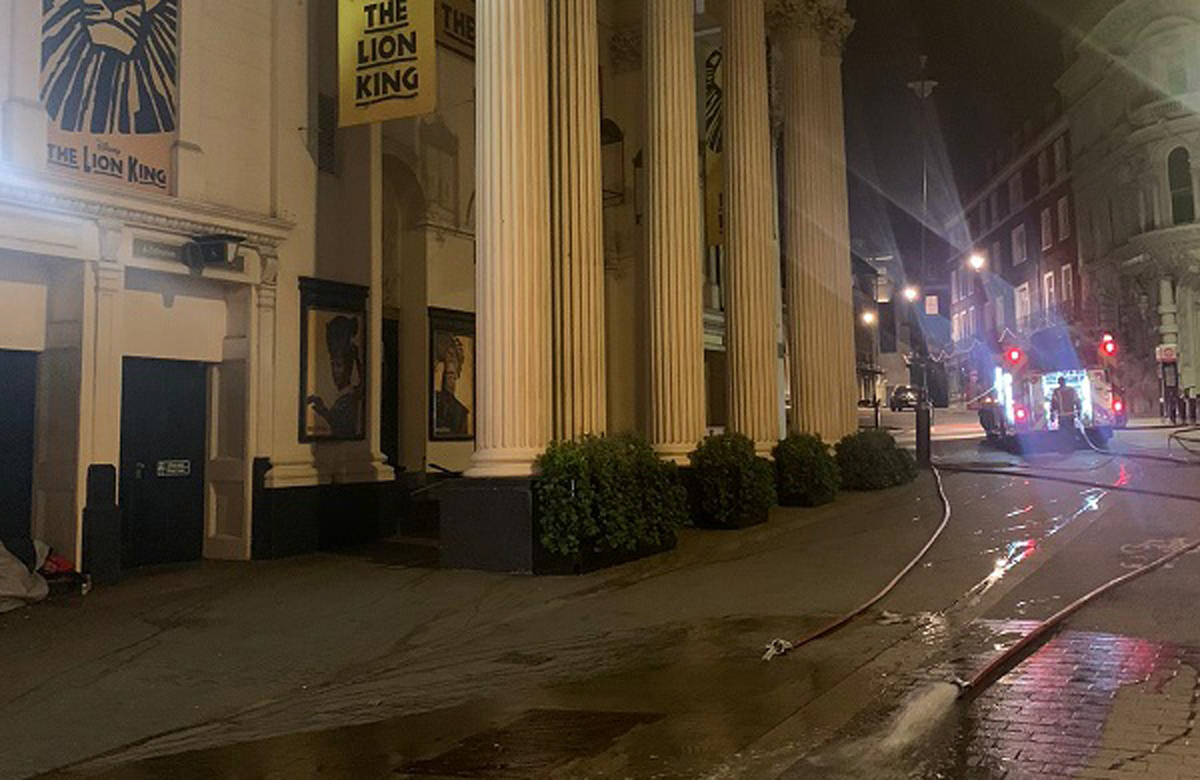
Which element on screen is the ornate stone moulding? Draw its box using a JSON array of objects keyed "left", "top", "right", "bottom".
[
  {"left": 767, "top": 0, "right": 854, "bottom": 50},
  {"left": 0, "top": 163, "right": 294, "bottom": 251}
]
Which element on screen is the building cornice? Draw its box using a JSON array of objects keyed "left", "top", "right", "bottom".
[{"left": 0, "top": 164, "right": 296, "bottom": 250}]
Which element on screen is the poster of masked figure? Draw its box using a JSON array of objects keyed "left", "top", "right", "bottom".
[
  {"left": 300, "top": 279, "right": 369, "bottom": 442},
  {"left": 429, "top": 308, "right": 475, "bottom": 441},
  {"left": 41, "top": 0, "right": 179, "bottom": 193}
]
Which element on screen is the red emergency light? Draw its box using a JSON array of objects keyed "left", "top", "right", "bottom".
[
  {"left": 1102, "top": 338, "right": 1117, "bottom": 357},
  {"left": 1015, "top": 406, "right": 1028, "bottom": 422},
  {"left": 1005, "top": 347, "right": 1023, "bottom": 365}
]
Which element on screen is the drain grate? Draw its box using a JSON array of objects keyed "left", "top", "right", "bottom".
[{"left": 399, "top": 708, "right": 661, "bottom": 778}]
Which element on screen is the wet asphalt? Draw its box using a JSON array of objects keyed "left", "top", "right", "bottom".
[{"left": 6, "top": 420, "right": 1200, "bottom": 779}]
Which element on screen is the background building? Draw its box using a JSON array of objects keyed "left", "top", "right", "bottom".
[{"left": 1058, "top": 0, "right": 1200, "bottom": 415}]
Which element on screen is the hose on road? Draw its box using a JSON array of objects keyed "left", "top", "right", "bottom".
[{"left": 762, "top": 466, "right": 953, "bottom": 661}]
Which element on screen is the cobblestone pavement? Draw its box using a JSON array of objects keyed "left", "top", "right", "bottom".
[{"left": 794, "top": 620, "right": 1200, "bottom": 779}]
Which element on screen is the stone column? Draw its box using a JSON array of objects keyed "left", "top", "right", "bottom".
[
  {"left": 469, "top": 0, "right": 551, "bottom": 478},
  {"left": 774, "top": 4, "right": 830, "bottom": 438},
  {"left": 1160, "top": 276, "right": 1179, "bottom": 346},
  {"left": 724, "top": 0, "right": 780, "bottom": 456},
  {"left": 820, "top": 5, "right": 857, "bottom": 438},
  {"left": 550, "top": 0, "right": 607, "bottom": 440},
  {"left": 645, "top": 0, "right": 707, "bottom": 462},
  {"left": 774, "top": 1, "right": 855, "bottom": 442}
]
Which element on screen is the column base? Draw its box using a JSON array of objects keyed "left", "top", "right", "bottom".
[
  {"left": 466, "top": 447, "right": 542, "bottom": 478},
  {"left": 653, "top": 441, "right": 697, "bottom": 465}
]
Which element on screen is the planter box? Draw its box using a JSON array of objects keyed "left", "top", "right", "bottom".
[
  {"left": 692, "top": 504, "right": 769, "bottom": 531},
  {"left": 533, "top": 533, "right": 678, "bottom": 576}
]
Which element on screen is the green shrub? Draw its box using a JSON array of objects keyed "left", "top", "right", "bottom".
[
  {"left": 835, "top": 429, "right": 918, "bottom": 491},
  {"left": 773, "top": 434, "right": 840, "bottom": 506},
  {"left": 688, "top": 433, "right": 777, "bottom": 528},
  {"left": 535, "top": 433, "right": 687, "bottom": 557}
]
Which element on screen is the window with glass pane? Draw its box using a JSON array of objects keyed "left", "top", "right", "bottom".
[
  {"left": 1169, "top": 147, "right": 1195, "bottom": 225},
  {"left": 1058, "top": 196, "right": 1070, "bottom": 240}
]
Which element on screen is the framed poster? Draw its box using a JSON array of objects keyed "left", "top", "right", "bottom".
[
  {"left": 429, "top": 308, "right": 475, "bottom": 441},
  {"left": 300, "top": 278, "right": 369, "bottom": 442}
]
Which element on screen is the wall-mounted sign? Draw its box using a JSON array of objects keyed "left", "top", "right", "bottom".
[
  {"left": 41, "top": 0, "right": 179, "bottom": 194},
  {"left": 436, "top": 0, "right": 475, "bottom": 60},
  {"left": 1156, "top": 344, "right": 1178, "bottom": 363},
  {"left": 133, "top": 238, "right": 182, "bottom": 262},
  {"left": 339, "top": 0, "right": 437, "bottom": 127},
  {"left": 156, "top": 459, "right": 191, "bottom": 478}
]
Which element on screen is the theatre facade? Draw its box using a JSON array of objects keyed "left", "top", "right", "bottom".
[{"left": 0, "top": 0, "right": 857, "bottom": 574}]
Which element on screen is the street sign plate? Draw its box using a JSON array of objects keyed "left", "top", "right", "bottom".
[
  {"left": 1156, "top": 344, "right": 1178, "bottom": 363},
  {"left": 156, "top": 459, "right": 191, "bottom": 478}
]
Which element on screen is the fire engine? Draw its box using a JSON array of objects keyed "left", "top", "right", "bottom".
[{"left": 977, "top": 327, "right": 1128, "bottom": 447}]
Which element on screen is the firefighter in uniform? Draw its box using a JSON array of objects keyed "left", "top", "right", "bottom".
[{"left": 1050, "top": 377, "right": 1080, "bottom": 450}]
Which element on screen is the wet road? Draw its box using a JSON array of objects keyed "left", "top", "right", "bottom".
[{"left": 10, "top": 427, "right": 1200, "bottom": 779}]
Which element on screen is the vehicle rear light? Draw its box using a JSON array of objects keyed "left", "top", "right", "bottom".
[{"left": 1114, "top": 399, "right": 1124, "bottom": 413}]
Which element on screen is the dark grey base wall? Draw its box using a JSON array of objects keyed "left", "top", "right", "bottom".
[
  {"left": 439, "top": 478, "right": 541, "bottom": 573},
  {"left": 251, "top": 458, "right": 399, "bottom": 560}
]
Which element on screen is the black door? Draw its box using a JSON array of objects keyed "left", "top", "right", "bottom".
[
  {"left": 119, "top": 358, "right": 207, "bottom": 568},
  {"left": 0, "top": 350, "right": 37, "bottom": 563}
]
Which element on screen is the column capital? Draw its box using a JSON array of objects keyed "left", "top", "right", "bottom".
[
  {"left": 766, "top": 0, "right": 823, "bottom": 39},
  {"left": 609, "top": 25, "right": 642, "bottom": 73},
  {"left": 818, "top": 7, "right": 854, "bottom": 55}
]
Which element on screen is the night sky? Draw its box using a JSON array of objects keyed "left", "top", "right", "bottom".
[{"left": 843, "top": 0, "right": 1102, "bottom": 277}]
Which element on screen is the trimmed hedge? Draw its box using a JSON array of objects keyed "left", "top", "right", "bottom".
[
  {"left": 535, "top": 433, "right": 687, "bottom": 557},
  {"left": 835, "top": 429, "right": 918, "bottom": 491},
  {"left": 773, "top": 434, "right": 840, "bottom": 506},
  {"left": 688, "top": 432, "right": 777, "bottom": 528}
]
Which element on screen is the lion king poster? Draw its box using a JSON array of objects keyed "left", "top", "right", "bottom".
[{"left": 41, "top": 0, "right": 179, "bottom": 194}]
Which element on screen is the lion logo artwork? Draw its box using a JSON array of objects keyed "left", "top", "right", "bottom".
[{"left": 41, "top": 0, "right": 179, "bottom": 135}]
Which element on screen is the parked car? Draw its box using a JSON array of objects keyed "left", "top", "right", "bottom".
[{"left": 889, "top": 385, "right": 920, "bottom": 411}]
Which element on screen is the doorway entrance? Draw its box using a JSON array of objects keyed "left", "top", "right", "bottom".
[
  {"left": 119, "top": 358, "right": 207, "bottom": 568},
  {"left": 0, "top": 349, "right": 37, "bottom": 562}
]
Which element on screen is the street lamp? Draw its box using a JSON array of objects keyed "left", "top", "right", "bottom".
[
  {"left": 968, "top": 252, "right": 987, "bottom": 272},
  {"left": 861, "top": 310, "right": 877, "bottom": 325},
  {"left": 903, "top": 286, "right": 920, "bottom": 303},
  {"left": 861, "top": 310, "right": 881, "bottom": 427}
]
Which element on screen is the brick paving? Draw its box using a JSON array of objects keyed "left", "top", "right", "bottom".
[{"left": 920, "top": 620, "right": 1200, "bottom": 778}]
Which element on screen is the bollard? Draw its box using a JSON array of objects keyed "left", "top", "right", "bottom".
[{"left": 916, "top": 402, "right": 932, "bottom": 469}]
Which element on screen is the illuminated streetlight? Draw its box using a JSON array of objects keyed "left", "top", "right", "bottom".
[
  {"left": 903, "top": 286, "right": 920, "bottom": 303},
  {"left": 861, "top": 311, "right": 877, "bottom": 325},
  {"left": 968, "top": 253, "right": 986, "bottom": 271}
]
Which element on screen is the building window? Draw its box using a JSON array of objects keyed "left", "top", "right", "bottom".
[
  {"left": 1053, "top": 137, "right": 1068, "bottom": 178},
  {"left": 991, "top": 241, "right": 1002, "bottom": 271},
  {"left": 925, "top": 295, "right": 939, "bottom": 316},
  {"left": 978, "top": 203, "right": 988, "bottom": 233},
  {"left": 967, "top": 306, "right": 976, "bottom": 339},
  {"left": 1008, "top": 173, "right": 1023, "bottom": 207},
  {"left": 1012, "top": 224, "right": 1028, "bottom": 265},
  {"left": 1062, "top": 264, "right": 1074, "bottom": 305},
  {"left": 1043, "top": 271, "right": 1056, "bottom": 313},
  {"left": 1041, "top": 207, "right": 1053, "bottom": 250},
  {"left": 1167, "top": 52, "right": 1189, "bottom": 96},
  {"left": 1038, "top": 151, "right": 1050, "bottom": 190},
  {"left": 1057, "top": 196, "right": 1071, "bottom": 240},
  {"left": 1169, "top": 147, "right": 1195, "bottom": 225},
  {"left": 1015, "top": 282, "right": 1031, "bottom": 327},
  {"left": 951, "top": 269, "right": 959, "bottom": 303},
  {"left": 995, "top": 293, "right": 1006, "bottom": 330}
]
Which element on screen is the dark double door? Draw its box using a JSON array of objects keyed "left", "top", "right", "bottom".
[
  {"left": 119, "top": 358, "right": 207, "bottom": 568},
  {"left": 0, "top": 350, "right": 37, "bottom": 561}
]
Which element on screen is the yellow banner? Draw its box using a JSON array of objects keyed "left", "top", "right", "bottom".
[
  {"left": 41, "top": 0, "right": 180, "bottom": 195},
  {"left": 340, "top": 0, "right": 437, "bottom": 127}
]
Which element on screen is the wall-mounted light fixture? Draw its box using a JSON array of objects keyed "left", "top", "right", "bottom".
[{"left": 183, "top": 234, "right": 246, "bottom": 273}]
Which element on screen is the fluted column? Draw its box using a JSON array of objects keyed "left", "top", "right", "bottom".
[
  {"left": 775, "top": 5, "right": 832, "bottom": 438},
  {"left": 550, "top": 0, "right": 607, "bottom": 440},
  {"left": 821, "top": 5, "right": 857, "bottom": 438},
  {"left": 469, "top": 0, "right": 551, "bottom": 478},
  {"left": 1160, "top": 277, "right": 1179, "bottom": 346},
  {"left": 646, "top": 0, "right": 706, "bottom": 462},
  {"left": 724, "top": 0, "right": 780, "bottom": 456}
]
